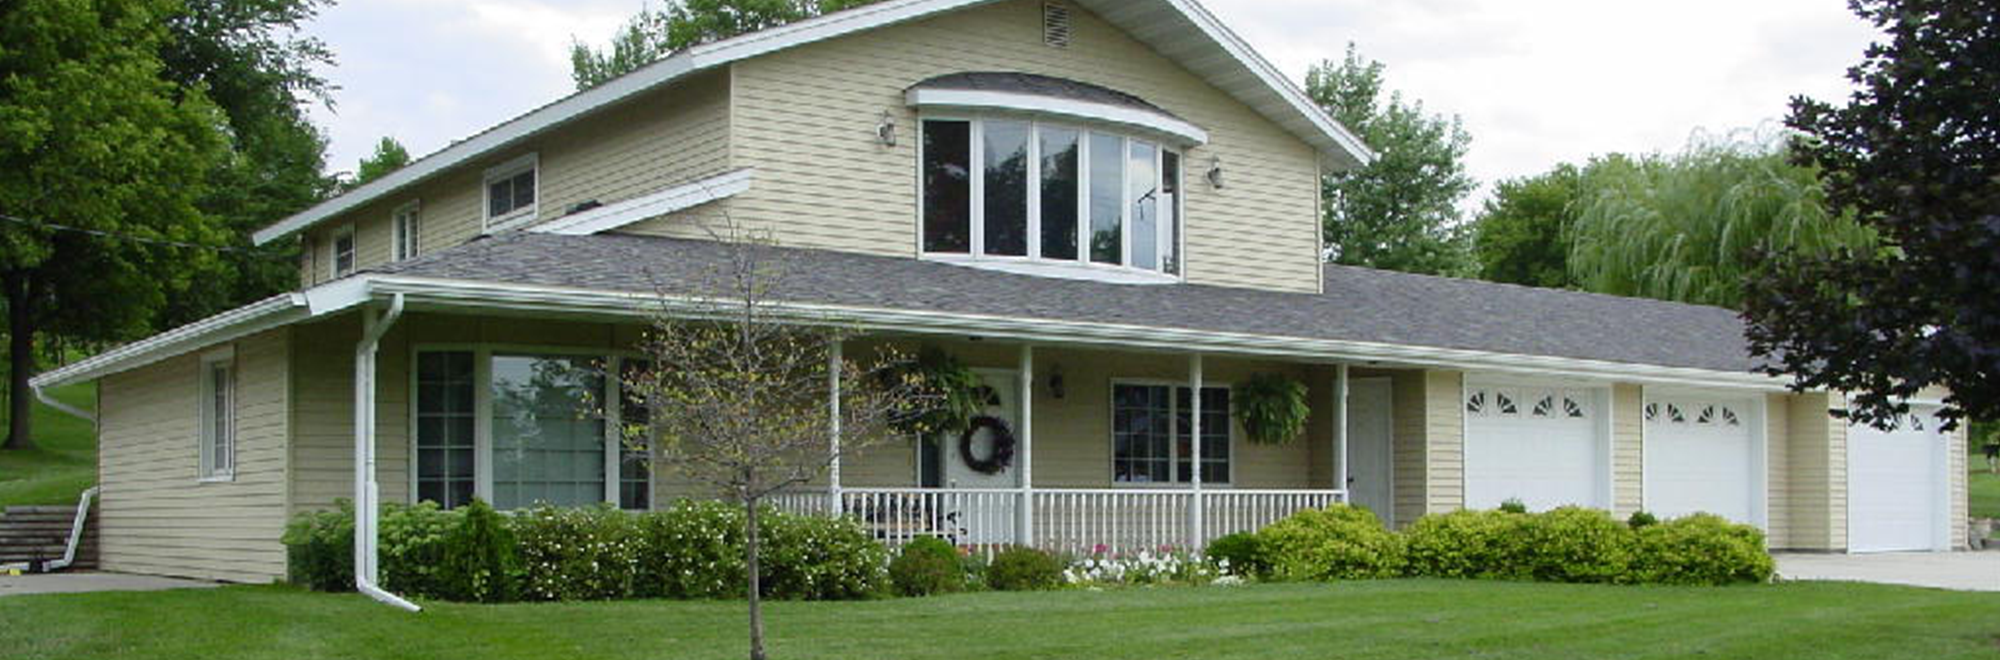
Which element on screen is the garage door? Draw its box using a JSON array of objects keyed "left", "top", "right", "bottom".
[
  {"left": 1848, "top": 409, "right": 1947, "bottom": 553},
  {"left": 1644, "top": 397, "right": 1758, "bottom": 523},
  {"left": 1464, "top": 384, "right": 1604, "bottom": 511}
]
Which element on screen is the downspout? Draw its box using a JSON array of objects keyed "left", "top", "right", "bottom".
[
  {"left": 32, "top": 384, "right": 95, "bottom": 426},
  {"left": 354, "top": 293, "right": 418, "bottom": 612},
  {"left": 0, "top": 379, "right": 102, "bottom": 573}
]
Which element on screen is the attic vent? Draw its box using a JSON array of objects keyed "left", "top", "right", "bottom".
[{"left": 1043, "top": 3, "right": 1071, "bottom": 48}]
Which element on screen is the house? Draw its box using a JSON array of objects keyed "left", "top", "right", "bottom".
[{"left": 30, "top": 0, "right": 1970, "bottom": 585}]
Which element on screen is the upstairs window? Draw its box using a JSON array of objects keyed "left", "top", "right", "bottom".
[
  {"left": 392, "top": 201, "right": 421, "bottom": 261},
  {"left": 331, "top": 225, "right": 356, "bottom": 278},
  {"left": 921, "top": 118, "right": 1184, "bottom": 279},
  {"left": 484, "top": 154, "right": 538, "bottom": 231}
]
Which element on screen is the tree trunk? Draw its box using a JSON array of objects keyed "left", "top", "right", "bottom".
[
  {"left": 3, "top": 272, "right": 35, "bottom": 451},
  {"left": 745, "top": 498, "right": 767, "bottom": 660}
]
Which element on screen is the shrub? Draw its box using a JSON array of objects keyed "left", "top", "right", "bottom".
[
  {"left": 512, "top": 504, "right": 640, "bottom": 601},
  {"left": 1627, "top": 510, "right": 1660, "bottom": 529},
  {"left": 758, "top": 511, "right": 888, "bottom": 600},
  {"left": 633, "top": 500, "right": 747, "bottom": 599},
  {"left": 1402, "top": 509, "right": 1530, "bottom": 579},
  {"left": 1629, "top": 514, "right": 1775, "bottom": 585},
  {"left": 888, "top": 536, "right": 965, "bottom": 596},
  {"left": 986, "top": 546, "right": 1063, "bottom": 591},
  {"left": 437, "top": 498, "right": 518, "bottom": 602},
  {"left": 1258, "top": 504, "right": 1404, "bottom": 580},
  {"left": 1205, "top": 532, "right": 1269, "bottom": 578},
  {"left": 378, "top": 501, "right": 459, "bottom": 598},
  {"left": 1498, "top": 498, "right": 1529, "bottom": 514},
  {"left": 1517, "top": 506, "right": 1631, "bottom": 583},
  {"left": 282, "top": 500, "right": 354, "bottom": 592}
]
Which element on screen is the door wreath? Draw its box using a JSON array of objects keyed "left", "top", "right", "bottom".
[{"left": 958, "top": 415, "right": 1016, "bottom": 474}]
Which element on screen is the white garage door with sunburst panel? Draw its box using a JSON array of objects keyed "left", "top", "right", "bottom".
[
  {"left": 1642, "top": 395, "right": 1762, "bottom": 525},
  {"left": 1463, "top": 384, "right": 1607, "bottom": 511}
]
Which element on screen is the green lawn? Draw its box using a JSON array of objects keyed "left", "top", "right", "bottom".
[
  {"left": 0, "top": 382, "right": 97, "bottom": 508},
  {"left": 1, "top": 581, "right": 1995, "bottom": 660}
]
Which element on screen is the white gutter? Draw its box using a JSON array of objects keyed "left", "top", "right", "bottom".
[
  {"left": 30, "top": 293, "right": 310, "bottom": 390},
  {"left": 32, "top": 383, "right": 94, "bottom": 425},
  {"left": 353, "top": 293, "right": 418, "bottom": 612}
]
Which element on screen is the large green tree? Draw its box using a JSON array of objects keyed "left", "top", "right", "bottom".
[
  {"left": 1308, "top": 44, "right": 1476, "bottom": 276},
  {"left": 1, "top": 0, "right": 229, "bottom": 449},
  {"left": 1471, "top": 164, "right": 1581, "bottom": 289},
  {"left": 347, "top": 136, "right": 412, "bottom": 190},
  {"left": 1566, "top": 133, "right": 1873, "bottom": 309},
  {"left": 570, "top": 0, "right": 883, "bottom": 89},
  {"left": 1744, "top": 0, "right": 2000, "bottom": 429}
]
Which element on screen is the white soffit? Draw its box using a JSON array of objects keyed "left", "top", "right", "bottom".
[{"left": 531, "top": 169, "right": 755, "bottom": 235}]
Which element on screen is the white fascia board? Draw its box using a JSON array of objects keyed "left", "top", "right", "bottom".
[
  {"left": 363, "top": 274, "right": 1793, "bottom": 391},
  {"left": 30, "top": 294, "right": 311, "bottom": 389},
  {"left": 908, "top": 89, "right": 1209, "bottom": 146},
  {"left": 531, "top": 169, "right": 756, "bottom": 235},
  {"left": 1154, "top": 0, "right": 1373, "bottom": 168}
]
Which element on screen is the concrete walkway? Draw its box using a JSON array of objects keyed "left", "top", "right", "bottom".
[
  {"left": 0, "top": 571, "right": 220, "bottom": 597},
  {"left": 1776, "top": 551, "right": 2000, "bottom": 592}
]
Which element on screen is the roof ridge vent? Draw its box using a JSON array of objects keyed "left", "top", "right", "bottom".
[{"left": 1043, "top": 3, "right": 1071, "bottom": 48}]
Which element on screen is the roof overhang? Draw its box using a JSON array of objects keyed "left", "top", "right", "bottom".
[
  {"left": 30, "top": 294, "right": 313, "bottom": 390},
  {"left": 251, "top": 0, "right": 1372, "bottom": 246},
  {"left": 907, "top": 87, "right": 1211, "bottom": 146}
]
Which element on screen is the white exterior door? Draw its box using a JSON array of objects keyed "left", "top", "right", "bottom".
[
  {"left": 1643, "top": 395, "right": 1761, "bottom": 524},
  {"left": 1463, "top": 383, "right": 1605, "bottom": 511},
  {"left": 940, "top": 371, "right": 1019, "bottom": 544},
  {"left": 1848, "top": 408, "right": 1948, "bottom": 553},
  {"left": 1345, "top": 378, "right": 1395, "bottom": 523}
]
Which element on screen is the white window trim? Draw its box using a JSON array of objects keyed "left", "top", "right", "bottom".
[
  {"left": 1107, "top": 378, "right": 1234, "bottom": 489},
  {"left": 408, "top": 343, "right": 647, "bottom": 510},
  {"left": 392, "top": 200, "right": 421, "bottom": 261},
  {"left": 329, "top": 224, "right": 356, "bottom": 279},
  {"left": 906, "top": 88, "right": 1209, "bottom": 147},
  {"left": 482, "top": 153, "right": 540, "bottom": 233},
  {"left": 917, "top": 115, "right": 1185, "bottom": 285},
  {"left": 197, "top": 347, "right": 237, "bottom": 483}
]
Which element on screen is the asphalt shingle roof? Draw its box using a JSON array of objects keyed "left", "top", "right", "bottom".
[{"left": 377, "top": 232, "right": 1761, "bottom": 374}]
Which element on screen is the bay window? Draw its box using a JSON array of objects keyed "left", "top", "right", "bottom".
[
  {"left": 922, "top": 117, "right": 1184, "bottom": 279},
  {"left": 1111, "top": 382, "right": 1230, "bottom": 485}
]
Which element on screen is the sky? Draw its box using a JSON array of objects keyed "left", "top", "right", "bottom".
[{"left": 302, "top": 0, "right": 1881, "bottom": 206}]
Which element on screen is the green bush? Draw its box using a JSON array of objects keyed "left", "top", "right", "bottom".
[
  {"left": 1498, "top": 498, "right": 1529, "bottom": 514},
  {"left": 438, "top": 498, "right": 518, "bottom": 602},
  {"left": 1517, "top": 506, "right": 1631, "bottom": 583},
  {"left": 378, "top": 501, "right": 459, "bottom": 598},
  {"left": 986, "top": 546, "right": 1063, "bottom": 591},
  {"left": 1258, "top": 504, "right": 1404, "bottom": 580},
  {"left": 758, "top": 511, "right": 889, "bottom": 600},
  {"left": 1627, "top": 510, "right": 1660, "bottom": 529},
  {"left": 888, "top": 535, "right": 965, "bottom": 596},
  {"left": 512, "top": 504, "right": 640, "bottom": 601},
  {"left": 1629, "top": 514, "right": 1775, "bottom": 585},
  {"left": 1402, "top": 509, "right": 1529, "bottom": 579},
  {"left": 1204, "top": 531, "right": 1269, "bottom": 578},
  {"left": 282, "top": 500, "right": 354, "bottom": 592},
  {"left": 634, "top": 500, "right": 747, "bottom": 599}
]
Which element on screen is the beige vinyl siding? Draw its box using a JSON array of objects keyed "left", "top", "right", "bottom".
[
  {"left": 1950, "top": 422, "right": 1968, "bottom": 549},
  {"left": 1611, "top": 384, "right": 1643, "bottom": 516},
  {"left": 97, "top": 329, "right": 290, "bottom": 582},
  {"left": 1763, "top": 392, "right": 1793, "bottom": 548},
  {"left": 719, "top": 0, "right": 1324, "bottom": 293},
  {"left": 1388, "top": 370, "right": 1462, "bottom": 527},
  {"left": 1782, "top": 391, "right": 1845, "bottom": 551},
  {"left": 296, "top": 69, "right": 733, "bottom": 286}
]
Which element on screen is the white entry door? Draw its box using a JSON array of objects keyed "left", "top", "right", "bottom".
[
  {"left": 1345, "top": 378, "right": 1395, "bottom": 523},
  {"left": 1463, "top": 383, "right": 1604, "bottom": 511},
  {"left": 940, "top": 371, "right": 1018, "bottom": 544},
  {"left": 1848, "top": 408, "right": 1948, "bottom": 553},
  {"left": 1643, "top": 396, "right": 1760, "bottom": 524}
]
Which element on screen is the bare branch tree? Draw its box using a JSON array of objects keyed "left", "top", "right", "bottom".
[{"left": 618, "top": 222, "right": 934, "bottom": 660}]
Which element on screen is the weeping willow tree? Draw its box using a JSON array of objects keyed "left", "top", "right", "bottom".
[{"left": 1567, "top": 131, "right": 1876, "bottom": 308}]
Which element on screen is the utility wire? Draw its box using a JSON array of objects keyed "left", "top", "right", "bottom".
[{"left": 0, "top": 212, "right": 288, "bottom": 259}]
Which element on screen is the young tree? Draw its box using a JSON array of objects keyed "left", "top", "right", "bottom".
[
  {"left": 570, "top": 0, "right": 884, "bottom": 89},
  {"left": 621, "top": 227, "right": 934, "bottom": 660},
  {"left": 1, "top": 0, "right": 229, "bottom": 449},
  {"left": 1471, "top": 164, "right": 1581, "bottom": 289},
  {"left": 1745, "top": 0, "right": 2000, "bottom": 429},
  {"left": 1309, "top": 44, "right": 1476, "bottom": 276},
  {"left": 348, "top": 137, "right": 412, "bottom": 190}
]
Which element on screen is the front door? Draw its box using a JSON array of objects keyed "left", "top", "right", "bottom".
[
  {"left": 944, "top": 371, "right": 1020, "bottom": 490},
  {"left": 1347, "top": 378, "right": 1395, "bottom": 523}
]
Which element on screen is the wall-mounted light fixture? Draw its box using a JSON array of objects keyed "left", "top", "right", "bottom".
[
  {"left": 1205, "top": 155, "right": 1224, "bottom": 189},
  {"left": 1047, "top": 363, "right": 1066, "bottom": 400},
  {"left": 877, "top": 111, "right": 898, "bottom": 147}
]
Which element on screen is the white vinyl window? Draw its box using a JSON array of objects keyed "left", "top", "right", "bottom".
[
  {"left": 330, "top": 225, "right": 356, "bottom": 278},
  {"left": 921, "top": 117, "right": 1184, "bottom": 279},
  {"left": 392, "top": 201, "right": 421, "bottom": 261},
  {"left": 199, "top": 348, "right": 237, "bottom": 481},
  {"left": 483, "top": 154, "right": 539, "bottom": 231},
  {"left": 1110, "top": 382, "right": 1229, "bottom": 485}
]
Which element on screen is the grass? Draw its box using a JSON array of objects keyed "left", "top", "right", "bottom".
[
  {"left": 1, "top": 581, "right": 1996, "bottom": 660},
  {"left": 0, "top": 382, "right": 97, "bottom": 508}
]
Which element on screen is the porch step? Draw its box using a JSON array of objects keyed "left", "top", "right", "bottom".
[{"left": 0, "top": 504, "right": 97, "bottom": 569}]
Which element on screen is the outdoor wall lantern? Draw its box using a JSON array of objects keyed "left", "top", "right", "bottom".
[
  {"left": 1047, "top": 363, "right": 1066, "bottom": 400},
  {"left": 1206, "top": 155, "right": 1225, "bottom": 189},
  {"left": 877, "top": 111, "right": 898, "bottom": 147}
]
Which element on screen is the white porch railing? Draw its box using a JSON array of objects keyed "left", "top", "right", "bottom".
[{"left": 770, "top": 487, "right": 1346, "bottom": 554}]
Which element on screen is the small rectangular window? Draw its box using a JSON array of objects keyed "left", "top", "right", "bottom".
[
  {"left": 1087, "top": 133, "right": 1124, "bottom": 265},
  {"left": 922, "top": 120, "right": 972, "bottom": 253},
  {"left": 982, "top": 119, "right": 1030, "bottom": 257},
  {"left": 483, "top": 155, "right": 538, "bottom": 230},
  {"left": 415, "top": 351, "right": 476, "bottom": 509},
  {"left": 199, "top": 350, "right": 236, "bottom": 481},
  {"left": 1038, "top": 126, "right": 1080, "bottom": 261},
  {"left": 331, "top": 226, "right": 356, "bottom": 278},
  {"left": 392, "top": 202, "right": 420, "bottom": 261}
]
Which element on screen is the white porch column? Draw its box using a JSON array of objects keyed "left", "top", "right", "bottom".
[
  {"left": 828, "top": 340, "right": 843, "bottom": 516},
  {"left": 1336, "top": 363, "right": 1350, "bottom": 499},
  {"left": 1188, "top": 353, "right": 1204, "bottom": 550},
  {"left": 1016, "top": 344, "right": 1034, "bottom": 546}
]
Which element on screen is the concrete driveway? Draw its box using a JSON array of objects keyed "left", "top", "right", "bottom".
[
  {"left": 0, "top": 572, "right": 220, "bottom": 597},
  {"left": 1776, "top": 551, "right": 2000, "bottom": 592}
]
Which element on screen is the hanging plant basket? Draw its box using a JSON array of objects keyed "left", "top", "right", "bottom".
[
  {"left": 1234, "top": 373, "right": 1310, "bottom": 445},
  {"left": 883, "top": 347, "right": 985, "bottom": 437}
]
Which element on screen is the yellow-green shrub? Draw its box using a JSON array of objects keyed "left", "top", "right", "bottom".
[
  {"left": 1258, "top": 504, "right": 1404, "bottom": 580},
  {"left": 1629, "top": 514, "right": 1775, "bottom": 585}
]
